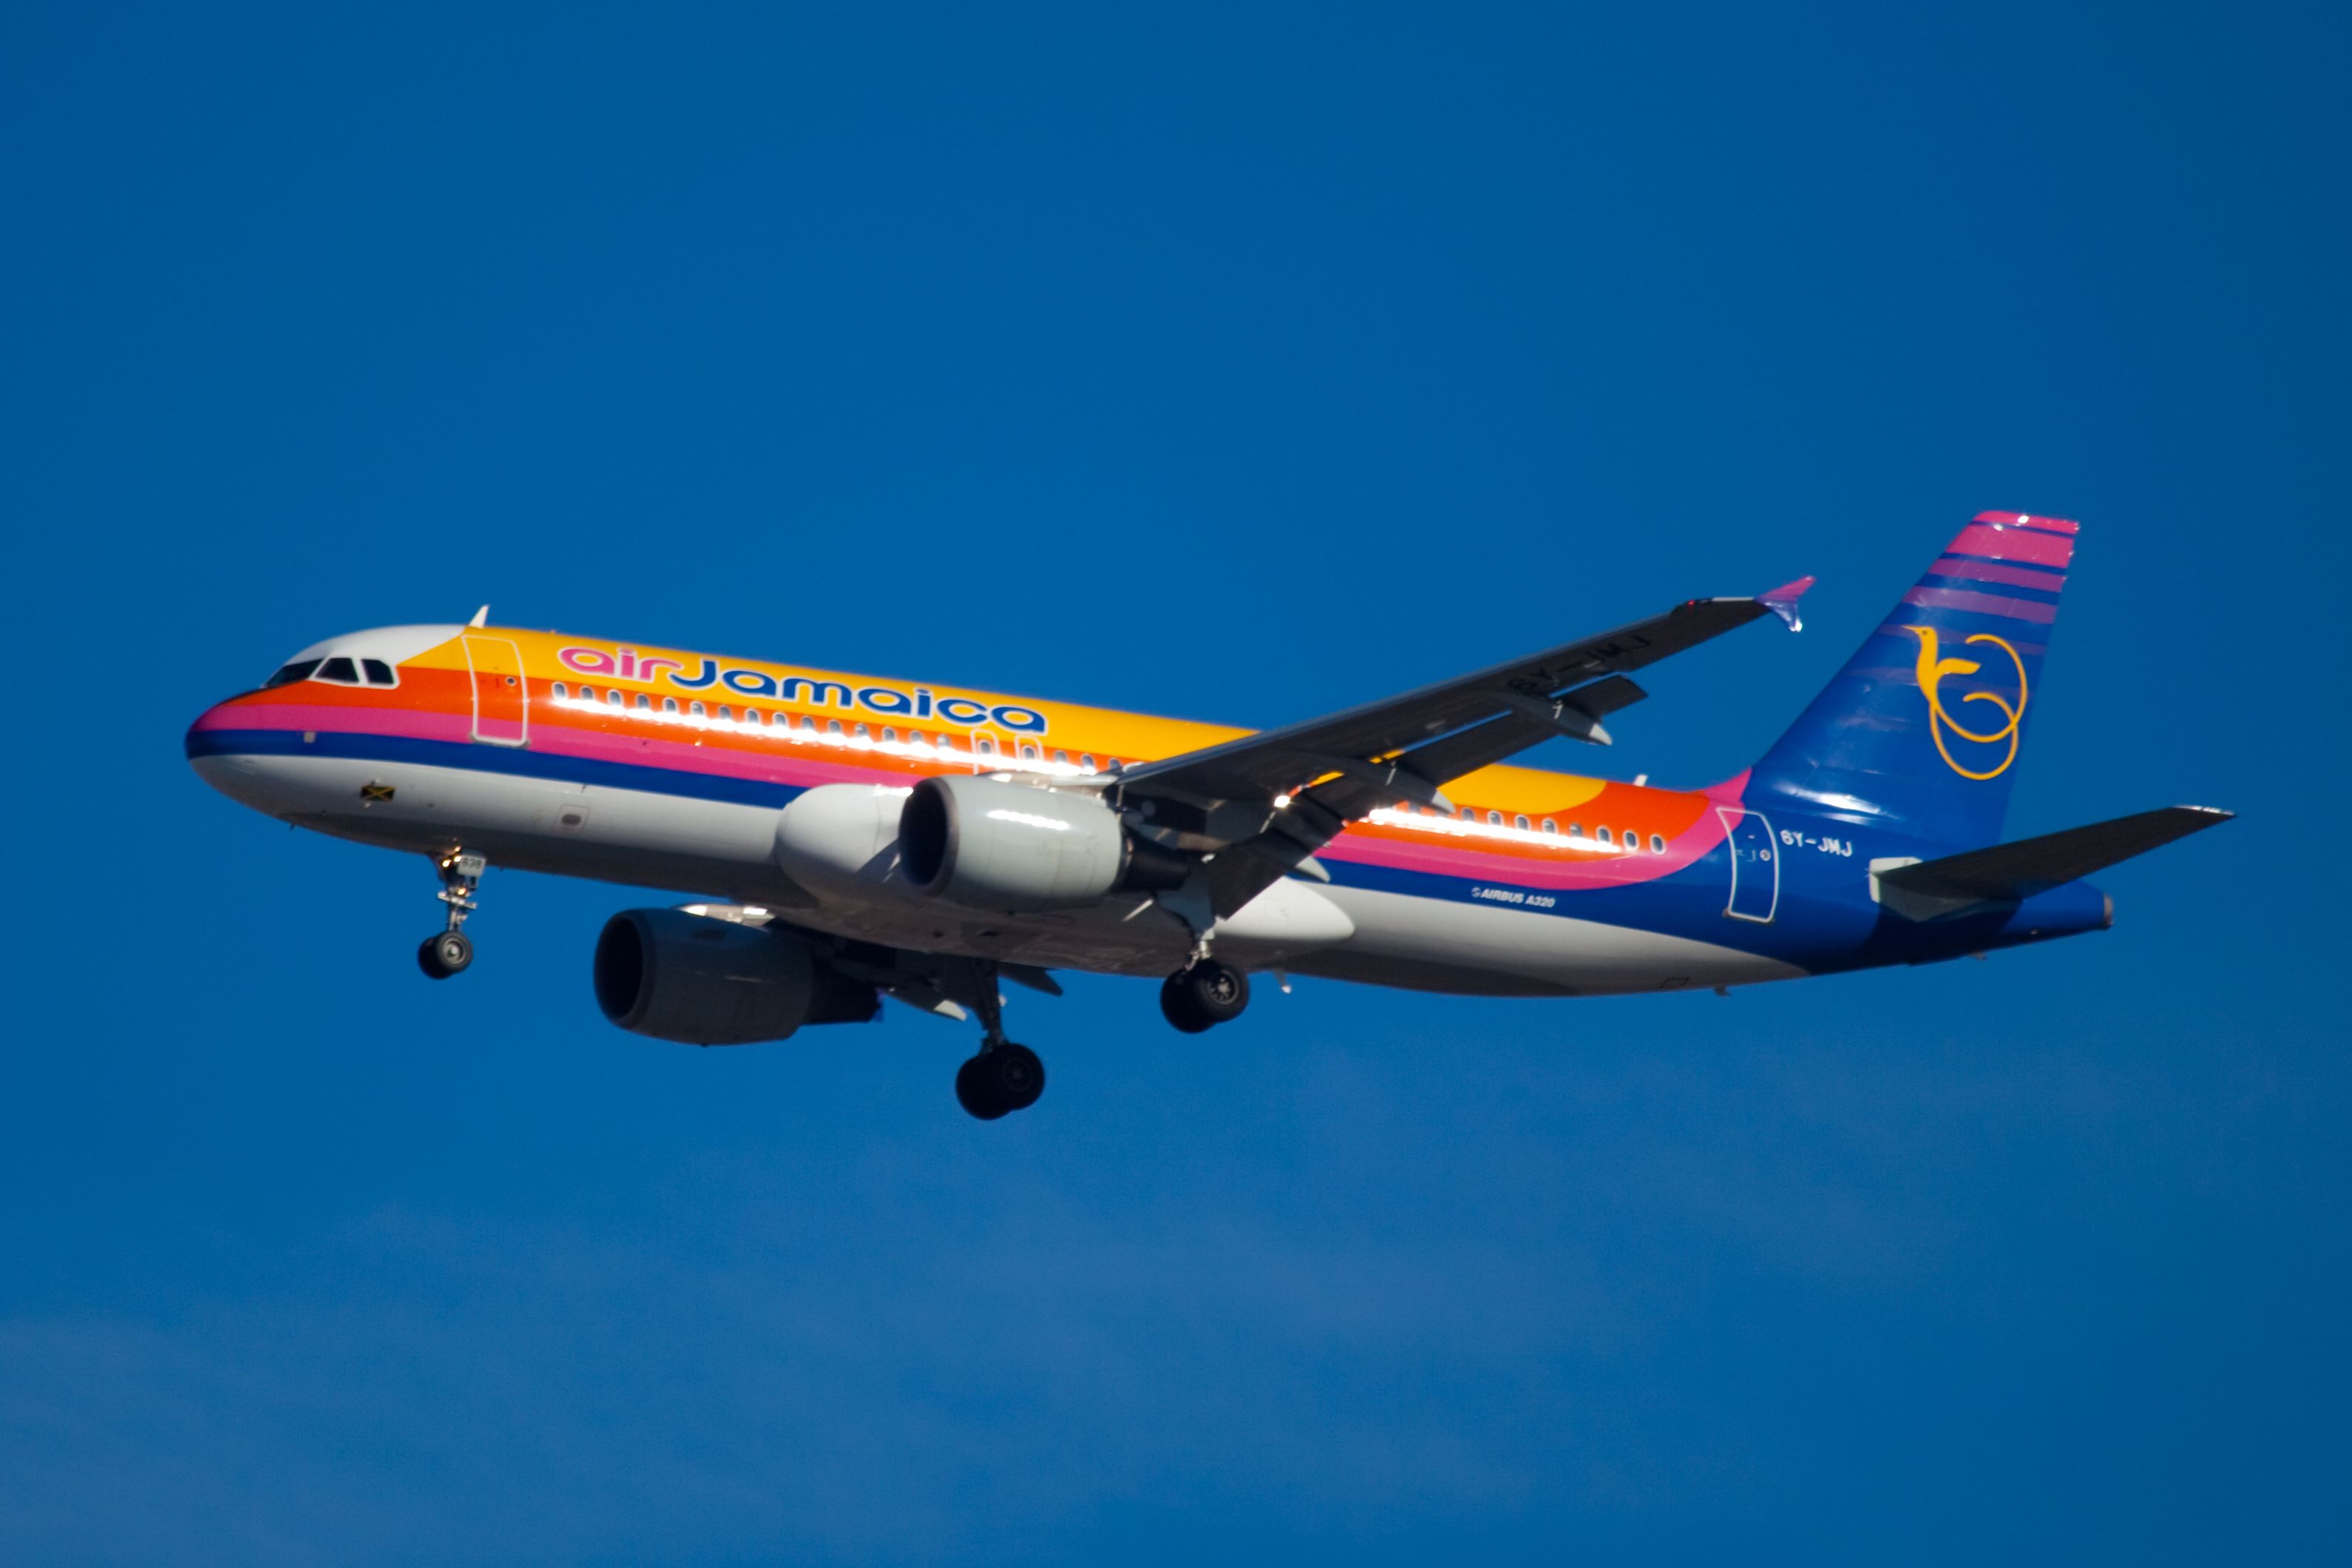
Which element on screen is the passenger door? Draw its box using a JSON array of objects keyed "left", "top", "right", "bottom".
[
  {"left": 462, "top": 635, "right": 530, "bottom": 747},
  {"left": 1716, "top": 807, "right": 1779, "bottom": 923}
]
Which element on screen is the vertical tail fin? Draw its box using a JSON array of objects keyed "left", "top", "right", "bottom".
[{"left": 1747, "top": 511, "right": 2078, "bottom": 849}]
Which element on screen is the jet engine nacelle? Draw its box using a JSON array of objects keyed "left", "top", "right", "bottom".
[
  {"left": 898, "top": 774, "right": 1188, "bottom": 913},
  {"left": 592, "top": 908, "right": 877, "bottom": 1045}
]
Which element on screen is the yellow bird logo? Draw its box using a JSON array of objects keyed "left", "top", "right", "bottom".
[{"left": 1905, "top": 625, "right": 2028, "bottom": 780}]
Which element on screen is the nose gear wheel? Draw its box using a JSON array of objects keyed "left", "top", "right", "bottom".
[{"left": 418, "top": 851, "right": 487, "bottom": 980}]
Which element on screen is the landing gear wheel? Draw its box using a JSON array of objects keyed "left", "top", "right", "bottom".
[
  {"left": 1159, "top": 974, "right": 1213, "bottom": 1034},
  {"left": 992, "top": 1044, "right": 1045, "bottom": 1111},
  {"left": 1161, "top": 960, "right": 1249, "bottom": 1033},
  {"left": 955, "top": 1044, "right": 1045, "bottom": 1120},
  {"left": 418, "top": 929, "right": 473, "bottom": 980}
]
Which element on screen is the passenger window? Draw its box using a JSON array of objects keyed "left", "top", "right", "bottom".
[
  {"left": 1020, "top": 744, "right": 1039, "bottom": 761},
  {"left": 690, "top": 702, "right": 706, "bottom": 718},
  {"left": 552, "top": 682, "right": 569, "bottom": 699},
  {"left": 1650, "top": 834, "right": 1667, "bottom": 853},
  {"left": 607, "top": 690, "right": 624, "bottom": 708},
  {"left": 976, "top": 739, "right": 994, "bottom": 756},
  {"left": 827, "top": 719, "right": 844, "bottom": 735},
  {"left": 1568, "top": 823, "right": 1585, "bottom": 838},
  {"left": 318, "top": 656, "right": 359, "bottom": 683},
  {"left": 1597, "top": 827, "right": 1613, "bottom": 846},
  {"left": 801, "top": 716, "right": 817, "bottom": 731},
  {"left": 855, "top": 724, "right": 870, "bottom": 739},
  {"left": 1486, "top": 810, "right": 1503, "bottom": 826},
  {"left": 1515, "top": 815, "right": 1531, "bottom": 831},
  {"left": 1053, "top": 750, "right": 1068, "bottom": 764},
  {"left": 1080, "top": 754, "right": 1096, "bottom": 770},
  {"left": 1541, "top": 818, "right": 1557, "bottom": 835},
  {"left": 637, "top": 693, "right": 651, "bottom": 710},
  {"left": 717, "top": 705, "right": 733, "bottom": 722},
  {"left": 362, "top": 659, "right": 396, "bottom": 685},
  {"left": 264, "top": 659, "right": 322, "bottom": 688}
]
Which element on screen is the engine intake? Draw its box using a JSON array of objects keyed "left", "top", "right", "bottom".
[
  {"left": 592, "top": 909, "right": 878, "bottom": 1045},
  {"left": 898, "top": 774, "right": 1188, "bottom": 912}
]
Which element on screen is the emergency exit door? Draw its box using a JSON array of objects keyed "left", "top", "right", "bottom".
[{"left": 462, "top": 635, "right": 529, "bottom": 747}]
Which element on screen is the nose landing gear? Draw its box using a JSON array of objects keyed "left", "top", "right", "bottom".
[
  {"left": 1160, "top": 959, "right": 1250, "bottom": 1034},
  {"left": 416, "top": 851, "right": 487, "bottom": 980},
  {"left": 954, "top": 965, "right": 1046, "bottom": 1120}
]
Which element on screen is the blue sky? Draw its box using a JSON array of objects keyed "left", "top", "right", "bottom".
[{"left": 4, "top": 3, "right": 2346, "bottom": 1561}]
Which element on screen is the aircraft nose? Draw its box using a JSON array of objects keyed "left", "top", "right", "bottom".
[
  {"left": 185, "top": 694, "right": 242, "bottom": 762},
  {"left": 185, "top": 693, "right": 277, "bottom": 810}
]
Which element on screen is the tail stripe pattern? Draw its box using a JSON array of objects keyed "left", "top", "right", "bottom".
[
  {"left": 1745, "top": 511, "right": 2078, "bottom": 852},
  {"left": 1942, "top": 520, "right": 2076, "bottom": 568}
]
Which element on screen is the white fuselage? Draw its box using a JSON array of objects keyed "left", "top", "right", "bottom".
[{"left": 194, "top": 747, "right": 1804, "bottom": 998}]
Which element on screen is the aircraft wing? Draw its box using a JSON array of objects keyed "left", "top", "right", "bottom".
[{"left": 1113, "top": 577, "right": 1813, "bottom": 917}]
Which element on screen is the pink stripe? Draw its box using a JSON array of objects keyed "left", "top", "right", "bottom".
[
  {"left": 198, "top": 702, "right": 472, "bottom": 743},
  {"left": 1929, "top": 556, "right": 2067, "bottom": 594},
  {"left": 1320, "top": 801, "right": 1732, "bottom": 892},
  {"left": 1973, "top": 509, "right": 2079, "bottom": 536},
  {"left": 212, "top": 699, "right": 932, "bottom": 793},
  {"left": 1902, "top": 586, "right": 2058, "bottom": 624},
  {"left": 1946, "top": 522, "right": 2073, "bottom": 569},
  {"left": 210, "top": 703, "right": 1759, "bottom": 894}
]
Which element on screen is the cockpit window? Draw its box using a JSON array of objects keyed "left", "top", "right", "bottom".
[
  {"left": 362, "top": 659, "right": 396, "bottom": 686},
  {"left": 317, "top": 656, "right": 360, "bottom": 684},
  {"left": 265, "top": 659, "right": 322, "bottom": 688}
]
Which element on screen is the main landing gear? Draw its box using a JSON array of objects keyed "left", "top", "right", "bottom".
[
  {"left": 1159, "top": 958, "right": 1250, "bottom": 1034},
  {"left": 417, "top": 850, "right": 487, "bottom": 980},
  {"left": 955, "top": 968, "right": 1046, "bottom": 1121}
]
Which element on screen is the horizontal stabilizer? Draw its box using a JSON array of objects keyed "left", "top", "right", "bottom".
[{"left": 1875, "top": 805, "right": 2231, "bottom": 914}]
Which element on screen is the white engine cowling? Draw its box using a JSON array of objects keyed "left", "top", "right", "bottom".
[
  {"left": 592, "top": 909, "right": 875, "bottom": 1045},
  {"left": 773, "top": 783, "right": 909, "bottom": 897},
  {"left": 898, "top": 774, "right": 1187, "bottom": 912}
]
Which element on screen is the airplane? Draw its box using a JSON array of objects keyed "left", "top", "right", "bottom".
[{"left": 187, "top": 512, "right": 2229, "bottom": 1120}]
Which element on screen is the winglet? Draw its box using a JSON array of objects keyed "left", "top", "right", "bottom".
[
  {"left": 468, "top": 605, "right": 490, "bottom": 628},
  {"left": 1758, "top": 576, "right": 1814, "bottom": 632}
]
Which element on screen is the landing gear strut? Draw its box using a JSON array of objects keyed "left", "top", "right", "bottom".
[
  {"left": 417, "top": 850, "right": 487, "bottom": 980},
  {"left": 1160, "top": 958, "right": 1250, "bottom": 1034},
  {"left": 954, "top": 965, "right": 1046, "bottom": 1121}
]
